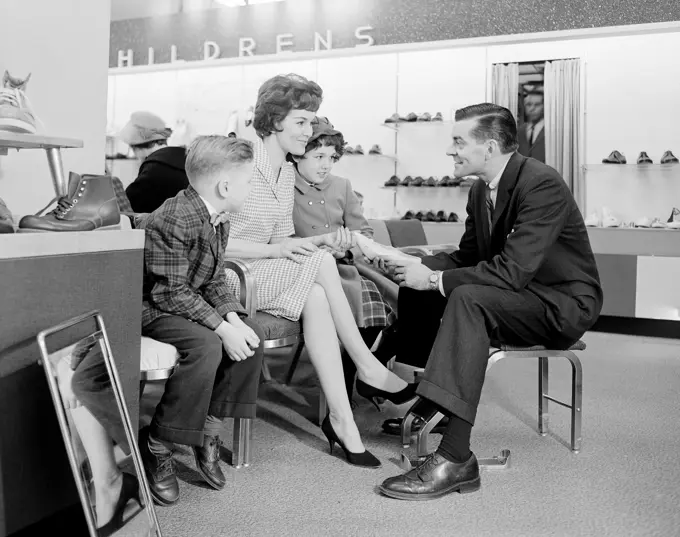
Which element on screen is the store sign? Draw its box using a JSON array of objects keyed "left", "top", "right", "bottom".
[{"left": 115, "top": 26, "right": 375, "bottom": 68}]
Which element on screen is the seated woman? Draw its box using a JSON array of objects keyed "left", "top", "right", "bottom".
[
  {"left": 290, "top": 116, "right": 396, "bottom": 401},
  {"left": 224, "top": 73, "right": 415, "bottom": 468}
]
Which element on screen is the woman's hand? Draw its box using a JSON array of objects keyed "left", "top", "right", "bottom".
[
  {"left": 316, "top": 228, "right": 354, "bottom": 251},
  {"left": 276, "top": 238, "right": 318, "bottom": 263}
]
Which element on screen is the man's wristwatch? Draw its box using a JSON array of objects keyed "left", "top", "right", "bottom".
[{"left": 428, "top": 270, "right": 442, "bottom": 291}]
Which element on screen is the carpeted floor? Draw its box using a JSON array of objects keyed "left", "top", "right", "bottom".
[{"left": 141, "top": 332, "right": 680, "bottom": 537}]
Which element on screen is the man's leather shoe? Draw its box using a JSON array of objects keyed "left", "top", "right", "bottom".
[
  {"left": 400, "top": 175, "right": 414, "bottom": 186},
  {"left": 447, "top": 212, "right": 460, "bottom": 222},
  {"left": 411, "top": 176, "right": 424, "bottom": 187},
  {"left": 379, "top": 452, "right": 481, "bottom": 500},
  {"left": 384, "top": 175, "right": 400, "bottom": 187},
  {"left": 193, "top": 435, "right": 227, "bottom": 490},
  {"left": 602, "top": 150, "right": 626, "bottom": 164},
  {"left": 661, "top": 150, "right": 679, "bottom": 164},
  {"left": 138, "top": 427, "right": 179, "bottom": 506},
  {"left": 403, "top": 112, "right": 418, "bottom": 122}
]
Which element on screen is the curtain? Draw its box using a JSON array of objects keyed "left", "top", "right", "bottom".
[
  {"left": 491, "top": 63, "right": 519, "bottom": 120},
  {"left": 544, "top": 59, "right": 584, "bottom": 211}
]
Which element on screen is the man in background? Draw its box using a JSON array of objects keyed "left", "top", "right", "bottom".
[
  {"left": 120, "top": 111, "right": 189, "bottom": 213},
  {"left": 517, "top": 90, "right": 545, "bottom": 163}
]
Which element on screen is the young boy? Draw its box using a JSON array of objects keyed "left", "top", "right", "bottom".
[{"left": 138, "top": 135, "right": 264, "bottom": 506}]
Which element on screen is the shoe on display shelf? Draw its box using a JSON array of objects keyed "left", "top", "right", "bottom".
[
  {"left": 18, "top": 173, "right": 121, "bottom": 232},
  {"left": 368, "top": 144, "right": 382, "bottom": 155},
  {"left": 399, "top": 175, "right": 414, "bottom": 186},
  {"left": 650, "top": 218, "right": 668, "bottom": 229},
  {"left": 601, "top": 207, "right": 621, "bottom": 228},
  {"left": 447, "top": 212, "right": 460, "bottom": 223},
  {"left": 402, "top": 210, "right": 415, "bottom": 220},
  {"left": 424, "top": 210, "right": 436, "bottom": 222},
  {"left": 384, "top": 175, "right": 400, "bottom": 187},
  {"left": 437, "top": 176, "right": 449, "bottom": 187},
  {"left": 660, "top": 150, "right": 679, "bottom": 164},
  {"left": 634, "top": 217, "right": 652, "bottom": 228},
  {"left": 417, "top": 112, "right": 432, "bottom": 122},
  {"left": 636, "top": 151, "right": 653, "bottom": 164},
  {"left": 584, "top": 212, "right": 600, "bottom": 227},
  {"left": 345, "top": 145, "right": 355, "bottom": 155},
  {"left": 435, "top": 210, "right": 446, "bottom": 222},
  {"left": 0, "top": 71, "right": 38, "bottom": 134},
  {"left": 432, "top": 112, "right": 444, "bottom": 122},
  {"left": 667, "top": 207, "right": 680, "bottom": 223},
  {"left": 602, "top": 150, "right": 626, "bottom": 164},
  {"left": 424, "top": 177, "right": 437, "bottom": 187},
  {"left": 411, "top": 176, "right": 424, "bottom": 187},
  {"left": 353, "top": 144, "right": 364, "bottom": 155},
  {"left": 414, "top": 211, "right": 425, "bottom": 221},
  {"left": 0, "top": 197, "right": 14, "bottom": 233},
  {"left": 403, "top": 112, "right": 418, "bottom": 122},
  {"left": 384, "top": 113, "right": 402, "bottom": 124}
]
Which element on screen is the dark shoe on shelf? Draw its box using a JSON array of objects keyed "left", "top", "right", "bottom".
[
  {"left": 661, "top": 150, "right": 679, "bottom": 164},
  {"left": 384, "top": 113, "right": 402, "bottom": 124},
  {"left": 19, "top": 173, "right": 121, "bottom": 232},
  {"left": 424, "top": 210, "right": 436, "bottom": 222},
  {"left": 138, "top": 427, "right": 179, "bottom": 506},
  {"left": 321, "top": 415, "right": 381, "bottom": 468},
  {"left": 432, "top": 112, "right": 444, "bottom": 122},
  {"left": 424, "top": 177, "right": 437, "bottom": 187},
  {"left": 417, "top": 112, "right": 432, "bottom": 122},
  {"left": 384, "top": 175, "right": 400, "bottom": 187},
  {"left": 193, "top": 435, "right": 227, "bottom": 490},
  {"left": 637, "top": 151, "right": 653, "bottom": 164},
  {"left": 437, "top": 176, "right": 450, "bottom": 187},
  {"left": 369, "top": 144, "right": 382, "bottom": 155},
  {"left": 667, "top": 207, "right": 680, "bottom": 223},
  {"left": 447, "top": 212, "right": 460, "bottom": 222},
  {"left": 450, "top": 177, "right": 463, "bottom": 187},
  {"left": 353, "top": 144, "right": 364, "bottom": 155},
  {"left": 379, "top": 452, "right": 481, "bottom": 500},
  {"left": 402, "top": 210, "right": 415, "bottom": 220},
  {"left": 345, "top": 145, "right": 355, "bottom": 155},
  {"left": 403, "top": 112, "right": 418, "bottom": 122},
  {"left": 414, "top": 211, "right": 425, "bottom": 221},
  {"left": 435, "top": 210, "right": 446, "bottom": 222},
  {"left": 602, "top": 150, "right": 626, "bottom": 164},
  {"left": 0, "top": 221, "right": 14, "bottom": 234},
  {"left": 400, "top": 175, "right": 414, "bottom": 186},
  {"left": 411, "top": 176, "right": 424, "bottom": 187}
]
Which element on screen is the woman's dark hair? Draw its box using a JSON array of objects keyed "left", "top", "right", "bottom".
[
  {"left": 304, "top": 132, "right": 346, "bottom": 159},
  {"left": 254, "top": 74, "right": 323, "bottom": 138},
  {"left": 455, "top": 103, "right": 519, "bottom": 154}
]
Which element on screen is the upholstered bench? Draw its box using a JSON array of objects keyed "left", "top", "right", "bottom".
[{"left": 402, "top": 340, "right": 586, "bottom": 457}]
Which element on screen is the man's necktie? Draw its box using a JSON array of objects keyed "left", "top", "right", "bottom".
[
  {"left": 485, "top": 186, "right": 494, "bottom": 232},
  {"left": 528, "top": 124, "right": 535, "bottom": 144},
  {"left": 209, "top": 212, "right": 229, "bottom": 228}
]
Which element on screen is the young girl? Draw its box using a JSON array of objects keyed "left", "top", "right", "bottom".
[{"left": 291, "top": 117, "right": 396, "bottom": 400}]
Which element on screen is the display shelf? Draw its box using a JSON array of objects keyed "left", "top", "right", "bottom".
[
  {"left": 381, "top": 120, "right": 452, "bottom": 132},
  {"left": 345, "top": 153, "right": 398, "bottom": 162},
  {"left": 585, "top": 163, "right": 680, "bottom": 172},
  {"left": 0, "top": 132, "right": 83, "bottom": 150}
]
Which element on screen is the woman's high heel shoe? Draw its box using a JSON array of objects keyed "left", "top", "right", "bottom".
[
  {"left": 321, "top": 416, "right": 381, "bottom": 468},
  {"left": 355, "top": 379, "right": 418, "bottom": 411},
  {"left": 97, "top": 472, "right": 141, "bottom": 537}
]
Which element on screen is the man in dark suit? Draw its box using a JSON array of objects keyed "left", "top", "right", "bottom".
[
  {"left": 378, "top": 103, "right": 602, "bottom": 501},
  {"left": 517, "top": 91, "right": 545, "bottom": 163}
]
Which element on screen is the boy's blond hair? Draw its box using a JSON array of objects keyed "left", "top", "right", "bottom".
[{"left": 185, "top": 135, "right": 253, "bottom": 184}]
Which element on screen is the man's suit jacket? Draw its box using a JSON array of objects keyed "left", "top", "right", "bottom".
[
  {"left": 139, "top": 185, "right": 245, "bottom": 331},
  {"left": 517, "top": 123, "right": 545, "bottom": 163},
  {"left": 422, "top": 152, "right": 602, "bottom": 341}
]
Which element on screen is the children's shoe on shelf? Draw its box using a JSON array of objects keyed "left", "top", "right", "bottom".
[
  {"left": 424, "top": 210, "right": 436, "bottom": 222},
  {"left": 660, "top": 150, "right": 679, "bottom": 164},
  {"left": 650, "top": 218, "right": 668, "bottom": 229},
  {"left": 634, "top": 217, "right": 652, "bottom": 228},
  {"left": 19, "top": 173, "right": 121, "bottom": 232},
  {"left": 584, "top": 212, "right": 600, "bottom": 227},
  {"left": 424, "top": 177, "right": 437, "bottom": 187},
  {"left": 414, "top": 211, "right": 425, "bottom": 221},
  {"left": 432, "top": 112, "right": 444, "bottom": 122},
  {"left": 601, "top": 207, "right": 620, "bottom": 228},
  {"left": 636, "top": 151, "right": 653, "bottom": 164},
  {"left": 399, "top": 175, "right": 414, "bottom": 186},
  {"left": 384, "top": 113, "right": 402, "bottom": 124},
  {"left": 402, "top": 210, "right": 415, "bottom": 220},
  {"left": 368, "top": 144, "right": 382, "bottom": 155},
  {"left": 0, "top": 71, "right": 37, "bottom": 134},
  {"left": 447, "top": 212, "right": 460, "bottom": 223},
  {"left": 666, "top": 207, "right": 680, "bottom": 223},
  {"left": 353, "top": 144, "right": 364, "bottom": 155},
  {"left": 403, "top": 112, "right": 418, "bottom": 122},
  {"left": 383, "top": 175, "right": 400, "bottom": 187},
  {"left": 435, "top": 210, "right": 446, "bottom": 222},
  {"left": 417, "top": 112, "right": 432, "bottom": 122},
  {"left": 602, "top": 150, "right": 626, "bottom": 164},
  {"left": 0, "top": 197, "right": 15, "bottom": 233},
  {"left": 411, "top": 176, "right": 424, "bottom": 187}
]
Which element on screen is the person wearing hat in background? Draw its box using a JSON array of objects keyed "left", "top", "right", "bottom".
[
  {"left": 120, "top": 111, "right": 189, "bottom": 213},
  {"left": 291, "top": 116, "right": 397, "bottom": 401}
]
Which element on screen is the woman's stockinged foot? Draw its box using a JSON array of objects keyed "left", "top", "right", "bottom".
[
  {"left": 357, "top": 368, "right": 407, "bottom": 394},
  {"left": 329, "top": 414, "right": 365, "bottom": 453},
  {"left": 95, "top": 472, "right": 123, "bottom": 528}
]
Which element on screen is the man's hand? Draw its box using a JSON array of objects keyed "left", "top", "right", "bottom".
[
  {"left": 226, "top": 313, "right": 260, "bottom": 349},
  {"left": 276, "top": 238, "right": 318, "bottom": 263},
  {"left": 56, "top": 359, "right": 81, "bottom": 410},
  {"left": 215, "top": 321, "right": 254, "bottom": 361},
  {"left": 393, "top": 262, "right": 434, "bottom": 291}
]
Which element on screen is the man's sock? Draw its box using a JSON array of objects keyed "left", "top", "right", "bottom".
[
  {"left": 203, "top": 414, "right": 225, "bottom": 439},
  {"left": 436, "top": 413, "right": 472, "bottom": 463},
  {"left": 148, "top": 431, "right": 174, "bottom": 455}
]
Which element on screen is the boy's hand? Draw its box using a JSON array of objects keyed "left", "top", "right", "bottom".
[
  {"left": 226, "top": 313, "right": 260, "bottom": 348},
  {"left": 215, "top": 321, "right": 254, "bottom": 361}
]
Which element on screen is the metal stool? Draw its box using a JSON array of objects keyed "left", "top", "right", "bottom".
[{"left": 402, "top": 340, "right": 586, "bottom": 460}]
